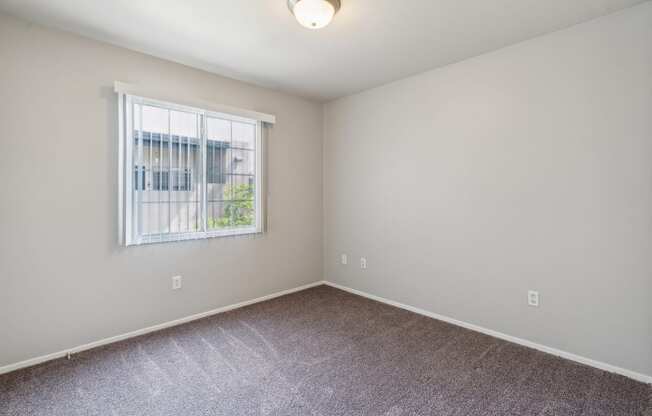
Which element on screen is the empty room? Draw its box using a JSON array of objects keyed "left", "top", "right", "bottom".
[{"left": 0, "top": 0, "right": 651, "bottom": 414}]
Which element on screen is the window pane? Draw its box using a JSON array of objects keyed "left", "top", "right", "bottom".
[
  {"left": 170, "top": 110, "right": 198, "bottom": 138},
  {"left": 226, "top": 174, "right": 255, "bottom": 200},
  {"left": 207, "top": 117, "right": 231, "bottom": 142},
  {"left": 206, "top": 116, "right": 232, "bottom": 210},
  {"left": 207, "top": 200, "right": 255, "bottom": 230},
  {"left": 137, "top": 105, "right": 170, "bottom": 235},
  {"left": 232, "top": 121, "right": 255, "bottom": 149},
  {"left": 125, "top": 98, "right": 259, "bottom": 244},
  {"left": 231, "top": 149, "right": 255, "bottom": 175},
  {"left": 207, "top": 185, "right": 231, "bottom": 203},
  {"left": 141, "top": 197, "right": 170, "bottom": 235},
  {"left": 169, "top": 110, "right": 199, "bottom": 233},
  {"left": 207, "top": 202, "right": 228, "bottom": 230},
  {"left": 229, "top": 198, "right": 255, "bottom": 228},
  {"left": 207, "top": 148, "right": 232, "bottom": 204},
  {"left": 141, "top": 105, "right": 169, "bottom": 134},
  {"left": 171, "top": 169, "right": 191, "bottom": 191},
  {"left": 207, "top": 143, "right": 228, "bottom": 184}
]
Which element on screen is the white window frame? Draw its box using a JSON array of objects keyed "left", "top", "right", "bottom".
[{"left": 119, "top": 94, "right": 264, "bottom": 246}]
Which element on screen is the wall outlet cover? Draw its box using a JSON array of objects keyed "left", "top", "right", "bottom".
[
  {"left": 172, "top": 276, "right": 182, "bottom": 290},
  {"left": 528, "top": 290, "right": 539, "bottom": 307}
]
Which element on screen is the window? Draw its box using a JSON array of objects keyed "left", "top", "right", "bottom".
[
  {"left": 118, "top": 95, "right": 264, "bottom": 245},
  {"left": 152, "top": 170, "right": 170, "bottom": 191},
  {"left": 173, "top": 169, "right": 193, "bottom": 191},
  {"left": 133, "top": 166, "right": 146, "bottom": 191}
]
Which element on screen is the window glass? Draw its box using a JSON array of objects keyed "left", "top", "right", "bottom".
[{"left": 123, "top": 98, "right": 260, "bottom": 244}]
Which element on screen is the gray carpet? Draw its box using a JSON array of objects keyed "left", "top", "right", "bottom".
[{"left": 1, "top": 285, "right": 650, "bottom": 415}]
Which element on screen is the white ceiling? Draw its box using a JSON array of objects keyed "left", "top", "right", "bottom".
[{"left": 0, "top": 0, "right": 646, "bottom": 101}]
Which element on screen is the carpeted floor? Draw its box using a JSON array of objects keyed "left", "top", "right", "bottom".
[{"left": 1, "top": 285, "right": 650, "bottom": 416}]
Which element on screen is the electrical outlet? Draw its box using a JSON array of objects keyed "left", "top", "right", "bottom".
[
  {"left": 172, "top": 276, "right": 182, "bottom": 290},
  {"left": 360, "top": 257, "right": 367, "bottom": 269},
  {"left": 341, "top": 254, "right": 348, "bottom": 265},
  {"left": 528, "top": 290, "right": 539, "bottom": 307}
]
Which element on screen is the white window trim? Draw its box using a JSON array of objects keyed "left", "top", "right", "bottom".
[
  {"left": 118, "top": 93, "right": 265, "bottom": 246},
  {"left": 114, "top": 81, "right": 276, "bottom": 124}
]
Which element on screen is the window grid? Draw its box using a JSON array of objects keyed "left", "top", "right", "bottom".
[{"left": 121, "top": 95, "right": 262, "bottom": 246}]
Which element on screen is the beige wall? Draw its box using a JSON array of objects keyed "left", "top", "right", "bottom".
[
  {"left": 0, "top": 13, "right": 323, "bottom": 368},
  {"left": 324, "top": 3, "right": 652, "bottom": 377},
  {"left": 2, "top": 2, "right": 651, "bottom": 379}
]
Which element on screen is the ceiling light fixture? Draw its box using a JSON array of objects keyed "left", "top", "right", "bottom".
[{"left": 288, "top": 0, "right": 341, "bottom": 30}]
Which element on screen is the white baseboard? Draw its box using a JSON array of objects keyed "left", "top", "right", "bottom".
[
  {"left": 322, "top": 281, "right": 652, "bottom": 385},
  {"left": 0, "top": 281, "right": 324, "bottom": 376},
  {"left": 3, "top": 280, "right": 650, "bottom": 385}
]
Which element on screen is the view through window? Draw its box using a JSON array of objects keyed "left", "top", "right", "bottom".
[{"left": 121, "top": 96, "right": 262, "bottom": 245}]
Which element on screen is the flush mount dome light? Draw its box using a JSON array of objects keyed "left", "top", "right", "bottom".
[{"left": 288, "top": 0, "right": 341, "bottom": 30}]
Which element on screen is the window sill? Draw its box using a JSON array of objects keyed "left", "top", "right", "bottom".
[{"left": 126, "top": 227, "right": 261, "bottom": 246}]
